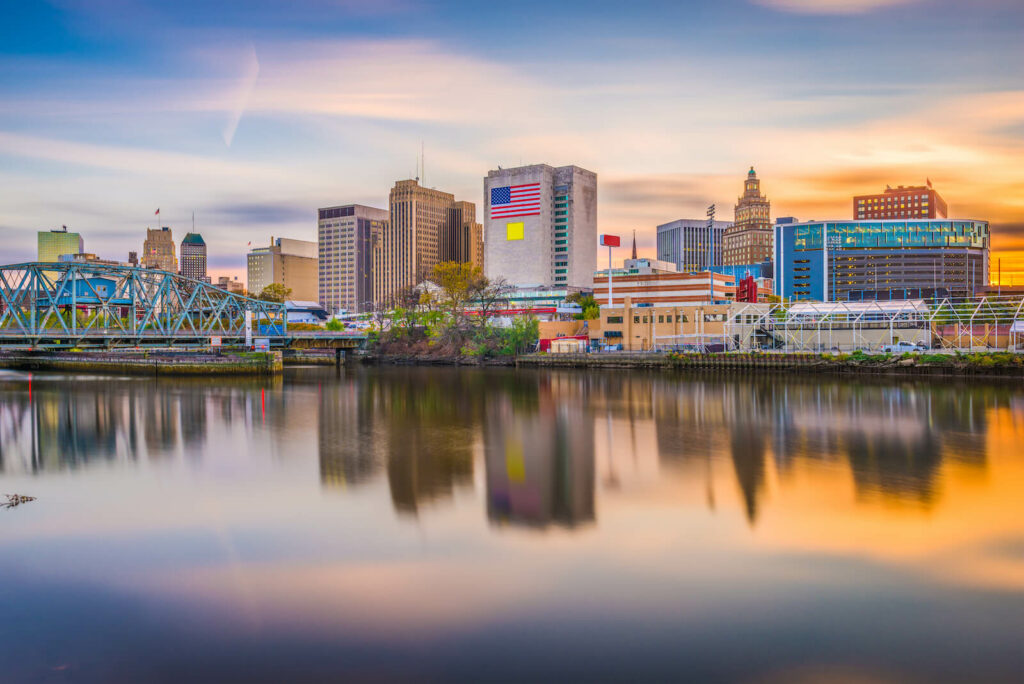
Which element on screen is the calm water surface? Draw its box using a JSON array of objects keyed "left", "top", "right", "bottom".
[{"left": 0, "top": 367, "right": 1022, "bottom": 683}]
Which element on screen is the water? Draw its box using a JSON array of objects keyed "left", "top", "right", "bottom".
[{"left": 0, "top": 366, "right": 1022, "bottom": 683}]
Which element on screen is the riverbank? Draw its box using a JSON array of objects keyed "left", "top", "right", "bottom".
[
  {"left": 0, "top": 350, "right": 283, "bottom": 375},
  {"left": 517, "top": 350, "right": 1024, "bottom": 377}
]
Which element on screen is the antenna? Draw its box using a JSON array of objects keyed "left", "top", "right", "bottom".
[{"left": 421, "top": 140, "right": 425, "bottom": 186}]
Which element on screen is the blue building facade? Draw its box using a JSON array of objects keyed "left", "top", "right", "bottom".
[{"left": 774, "top": 219, "right": 989, "bottom": 301}]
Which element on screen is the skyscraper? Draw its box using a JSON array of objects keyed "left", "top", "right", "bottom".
[
  {"left": 657, "top": 219, "right": 733, "bottom": 272},
  {"left": 483, "top": 164, "right": 597, "bottom": 290},
  {"left": 179, "top": 232, "right": 207, "bottom": 281},
  {"left": 247, "top": 237, "right": 318, "bottom": 300},
  {"left": 142, "top": 227, "right": 178, "bottom": 272},
  {"left": 373, "top": 179, "right": 480, "bottom": 305},
  {"left": 447, "top": 200, "right": 484, "bottom": 270},
  {"left": 722, "top": 168, "right": 772, "bottom": 266},
  {"left": 318, "top": 204, "right": 389, "bottom": 314},
  {"left": 37, "top": 227, "right": 83, "bottom": 263}
]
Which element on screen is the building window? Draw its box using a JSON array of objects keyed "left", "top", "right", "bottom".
[
  {"left": 633, "top": 316, "right": 639, "bottom": 323},
  {"left": 607, "top": 316, "right": 623, "bottom": 324}
]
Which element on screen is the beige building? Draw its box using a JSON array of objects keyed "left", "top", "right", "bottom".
[
  {"left": 247, "top": 237, "right": 318, "bottom": 300},
  {"left": 374, "top": 179, "right": 481, "bottom": 306},
  {"left": 318, "top": 204, "right": 389, "bottom": 314},
  {"left": 722, "top": 167, "right": 772, "bottom": 266},
  {"left": 142, "top": 227, "right": 178, "bottom": 272},
  {"left": 597, "top": 296, "right": 732, "bottom": 351}
]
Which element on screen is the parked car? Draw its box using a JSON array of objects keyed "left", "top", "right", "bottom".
[{"left": 882, "top": 341, "right": 928, "bottom": 353}]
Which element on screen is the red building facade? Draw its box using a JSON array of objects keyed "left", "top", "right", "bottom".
[{"left": 853, "top": 183, "right": 948, "bottom": 220}]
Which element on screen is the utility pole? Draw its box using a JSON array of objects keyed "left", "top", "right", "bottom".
[{"left": 706, "top": 204, "right": 715, "bottom": 271}]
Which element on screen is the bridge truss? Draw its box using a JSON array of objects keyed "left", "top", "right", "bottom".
[{"left": 0, "top": 262, "right": 287, "bottom": 348}]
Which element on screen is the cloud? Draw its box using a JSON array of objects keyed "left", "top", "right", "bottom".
[
  {"left": 207, "top": 202, "right": 312, "bottom": 225},
  {"left": 222, "top": 44, "right": 260, "bottom": 147},
  {"left": 752, "top": 0, "right": 922, "bottom": 15}
]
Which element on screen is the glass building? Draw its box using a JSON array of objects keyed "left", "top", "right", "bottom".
[
  {"left": 37, "top": 228, "right": 83, "bottom": 263},
  {"left": 774, "top": 219, "right": 989, "bottom": 301}
]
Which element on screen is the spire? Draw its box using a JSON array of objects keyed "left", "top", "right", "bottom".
[{"left": 631, "top": 230, "right": 637, "bottom": 260}]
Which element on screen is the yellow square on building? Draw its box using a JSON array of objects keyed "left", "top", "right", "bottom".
[{"left": 506, "top": 222, "right": 524, "bottom": 241}]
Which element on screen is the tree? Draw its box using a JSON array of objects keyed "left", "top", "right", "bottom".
[
  {"left": 325, "top": 318, "right": 344, "bottom": 331},
  {"left": 432, "top": 262, "right": 486, "bottom": 330},
  {"left": 258, "top": 283, "right": 292, "bottom": 303}
]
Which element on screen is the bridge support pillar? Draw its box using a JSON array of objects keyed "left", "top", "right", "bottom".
[{"left": 334, "top": 348, "right": 347, "bottom": 366}]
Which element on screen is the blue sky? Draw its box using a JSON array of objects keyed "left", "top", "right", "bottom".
[{"left": 2, "top": 0, "right": 1022, "bottom": 281}]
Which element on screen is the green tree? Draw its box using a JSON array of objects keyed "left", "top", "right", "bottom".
[
  {"left": 258, "top": 283, "right": 292, "bottom": 303},
  {"left": 325, "top": 318, "right": 344, "bottom": 331}
]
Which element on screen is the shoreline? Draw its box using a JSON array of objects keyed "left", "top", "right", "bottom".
[
  {"left": 515, "top": 351, "right": 1024, "bottom": 378},
  {"left": 0, "top": 350, "right": 283, "bottom": 376}
]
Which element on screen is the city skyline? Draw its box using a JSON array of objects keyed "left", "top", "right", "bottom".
[{"left": 1, "top": 0, "right": 1022, "bottom": 282}]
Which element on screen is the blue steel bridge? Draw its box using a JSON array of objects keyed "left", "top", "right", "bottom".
[{"left": 0, "top": 262, "right": 364, "bottom": 349}]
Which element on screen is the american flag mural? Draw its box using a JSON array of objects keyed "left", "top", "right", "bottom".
[{"left": 490, "top": 182, "right": 541, "bottom": 219}]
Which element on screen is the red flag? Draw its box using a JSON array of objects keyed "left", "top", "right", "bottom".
[{"left": 155, "top": 208, "right": 160, "bottom": 216}]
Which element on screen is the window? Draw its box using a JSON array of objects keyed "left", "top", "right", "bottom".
[
  {"left": 676, "top": 314, "right": 687, "bottom": 322},
  {"left": 607, "top": 316, "right": 623, "bottom": 324},
  {"left": 633, "top": 316, "right": 640, "bottom": 323},
  {"left": 658, "top": 315, "right": 664, "bottom": 323}
]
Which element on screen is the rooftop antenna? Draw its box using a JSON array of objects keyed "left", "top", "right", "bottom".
[{"left": 421, "top": 140, "right": 425, "bottom": 187}]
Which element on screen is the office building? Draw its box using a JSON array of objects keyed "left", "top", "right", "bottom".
[
  {"left": 128, "top": 251, "right": 138, "bottom": 267},
  {"left": 179, "top": 232, "right": 207, "bottom": 281},
  {"left": 247, "top": 237, "right": 318, "bottom": 300},
  {"left": 318, "top": 204, "right": 388, "bottom": 314},
  {"left": 722, "top": 167, "right": 772, "bottom": 266},
  {"left": 484, "top": 164, "right": 597, "bottom": 290},
  {"left": 657, "top": 219, "right": 732, "bottom": 272},
  {"left": 37, "top": 227, "right": 83, "bottom": 263},
  {"left": 774, "top": 219, "right": 989, "bottom": 301},
  {"left": 447, "top": 200, "right": 484, "bottom": 269},
  {"left": 374, "top": 180, "right": 480, "bottom": 305},
  {"left": 854, "top": 182, "right": 947, "bottom": 220},
  {"left": 142, "top": 227, "right": 178, "bottom": 272}
]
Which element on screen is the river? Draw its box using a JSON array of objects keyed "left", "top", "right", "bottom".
[{"left": 0, "top": 367, "right": 1022, "bottom": 682}]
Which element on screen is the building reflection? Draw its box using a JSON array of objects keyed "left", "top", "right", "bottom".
[
  {"left": 0, "top": 374, "right": 272, "bottom": 472},
  {"left": 647, "top": 376, "right": 1000, "bottom": 520},
  {"left": 483, "top": 374, "right": 595, "bottom": 530}
]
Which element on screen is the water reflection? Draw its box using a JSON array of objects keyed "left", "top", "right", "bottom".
[
  {"left": 1, "top": 368, "right": 1022, "bottom": 683},
  {"left": 1, "top": 369, "right": 1017, "bottom": 523}
]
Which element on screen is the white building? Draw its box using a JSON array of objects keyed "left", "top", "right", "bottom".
[{"left": 484, "top": 164, "right": 597, "bottom": 290}]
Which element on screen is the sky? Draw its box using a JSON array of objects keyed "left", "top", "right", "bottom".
[{"left": 1, "top": 0, "right": 1023, "bottom": 284}]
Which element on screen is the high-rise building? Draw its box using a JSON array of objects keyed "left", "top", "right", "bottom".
[
  {"left": 853, "top": 183, "right": 948, "bottom": 220},
  {"left": 179, "top": 232, "right": 207, "bottom": 281},
  {"left": 657, "top": 219, "right": 733, "bottom": 272},
  {"left": 447, "top": 200, "right": 484, "bottom": 270},
  {"left": 128, "top": 251, "right": 138, "bottom": 267},
  {"left": 722, "top": 168, "right": 772, "bottom": 266},
  {"left": 142, "top": 227, "right": 178, "bottom": 272},
  {"left": 484, "top": 164, "right": 597, "bottom": 290},
  {"left": 37, "top": 227, "right": 83, "bottom": 263},
  {"left": 247, "top": 237, "right": 318, "bottom": 300},
  {"left": 318, "top": 204, "right": 389, "bottom": 314},
  {"left": 374, "top": 180, "right": 480, "bottom": 305},
  {"left": 774, "top": 219, "right": 989, "bottom": 301}
]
